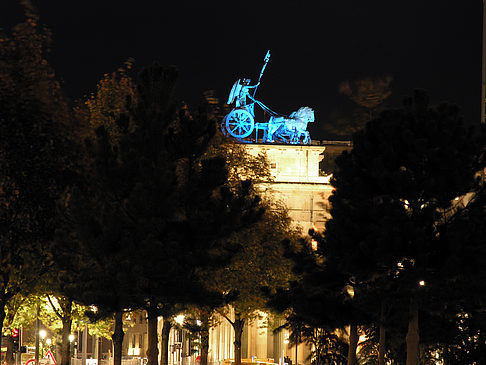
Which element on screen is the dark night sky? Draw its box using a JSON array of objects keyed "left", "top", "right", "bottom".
[{"left": 0, "top": 0, "right": 482, "bottom": 140}]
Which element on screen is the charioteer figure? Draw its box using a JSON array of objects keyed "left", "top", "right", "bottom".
[{"left": 227, "top": 78, "right": 260, "bottom": 108}]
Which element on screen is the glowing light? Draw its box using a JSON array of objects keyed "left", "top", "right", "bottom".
[
  {"left": 196, "top": 320, "right": 202, "bottom": 326},
  {"left": 128, "top": 348, "right": 140, "bottom": 356},
  {"left": 175, "top": 315, "right": 185, "bottom": 325},
  {"left": 69, "top": 334, "right": 75, "bottom": 342},
  {"left": 346, "top": 285, "right": 355, "bottom": 298},
  {"left": 39, "top": 330, "right": 47, "bottom": 340},
  {"left": 419, "top": 280, "right": 426, "bottom": 286}
]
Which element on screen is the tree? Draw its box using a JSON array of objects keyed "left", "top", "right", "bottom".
[
  {"left": 143, "top": 139, "right": 296, "bottom": 365},
  {"left": 280, "top": 315, "right": 348, "bottom": 365},
  {"left": 190, "top": 135, "right": 301, "bottom": 365},
  {"left": 272, "top": 90, "right": 484, "bottom": 365},
  {"left": 323, "top": 90, "right": 482, "bottom": 364},
  {"left": 201, "top": 199, "right": 299, "bottom": 365},
  {"left": 84, "top": 59, "right": 136, "bottom": 143},
  {"left": 55, "top": 63, "right": 264, "bottom": 365},
  {"left": 6, "top": 292, "right": 111, "bottom": 365},
  {"left": 180, "top": 306, "right": 220, "bottom": 365},
  {"left": 426, "top": 182, "right": 486, "bottom": 364},
  {"left": 0, "top": 10, "right": 80, "bottom": 357},
  {"left": 267, "top": 237, "right": 361, "bottom": 365},
  {"left": 3, "top": 294, "right": 34, "bottom": 365}
]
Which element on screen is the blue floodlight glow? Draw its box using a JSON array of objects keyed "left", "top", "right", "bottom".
[{"left": 223, "top": 50, "right": 314, "bottom": 145}]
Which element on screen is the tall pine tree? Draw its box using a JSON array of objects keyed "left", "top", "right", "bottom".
[
  {"left": 324, "top": 90, "right": 482, "bottom": 364},
  {"left": 55, "top": 63, "right": 263, "bottom": 365}
]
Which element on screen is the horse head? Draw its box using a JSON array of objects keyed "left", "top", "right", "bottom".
[{"left": 289, "top": 107, "right": 315, "bottom": 124}]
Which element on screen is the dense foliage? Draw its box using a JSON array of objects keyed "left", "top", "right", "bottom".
[
  {"left": 0, "top": 14, "right": 84, "bottom": 364},
  {"left": 272, "top": 90, "right": 486, "bottom": 365}
]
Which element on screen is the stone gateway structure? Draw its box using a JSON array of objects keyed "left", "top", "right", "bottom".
[{"left": 205, "top": 140, "right": 352, "bottom": 365}]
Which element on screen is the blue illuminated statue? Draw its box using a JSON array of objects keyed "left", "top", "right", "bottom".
[{"left": 223, "top": 50, "right": 314, "bottom": 144}]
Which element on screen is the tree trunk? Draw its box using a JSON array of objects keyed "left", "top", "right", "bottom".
[
  {"left": 147, "top": 307, "right": 159, "bottom": 365},
  {"left": 60, "top": 301, "right": 73, "bottom": 365},
  {"left": 35, "top": 304, "right": 40, "bottom": 365},
  {"left": 232, "top": 313, "right": 245, "bottom": 365},
  {"left": 0, "top": 299, "right": 6, "bottom": 361},
  {"left": 378, "top": 302, "right": 386, "bottom": 365},
  {"left": 6, "top": 335, "right": 15, "bottom": 365},
  {"left": 347, "top": 324, "right": 358, "bottom": 365},
  {"left": 160, "top": 317, "right": 172, "bottom": 365},
  {"left": 200, "top": 312, "right": 210, "bottom": 365},
  {"left": 378, "top": 324, "right": 386, "bottom": 365},
  {"left": 112, "top": 312, "right": 125, "bottom": 365},
  {"left": 405, "top": 300, "right": 419, "bottom": 365}
]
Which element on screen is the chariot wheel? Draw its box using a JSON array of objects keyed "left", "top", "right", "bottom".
[{"left": 225, "top": 109, "right": 255, "bottom": 138}]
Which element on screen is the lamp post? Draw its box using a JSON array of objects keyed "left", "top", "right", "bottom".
[
  {"left": 283, "top": 333, "right": 289, "bottom": 365},
  {"left": 46, "top": 338, "right": 52, "bottom": 355},
  {"left": 174, "top": 315, "right": 185, "bottom": 365},
  {"left": 39, "top": 330, "right": 47, "bottom": 359},
  {"left": 69, "top": 334, "right": 75, "bottom": 359},
  {"left": 35, "top": 304, "right": 40, "bottom": 365}
]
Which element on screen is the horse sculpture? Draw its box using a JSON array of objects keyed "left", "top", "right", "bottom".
[{"left": 264, "top": 107, "right": 314, "bottom": 144}]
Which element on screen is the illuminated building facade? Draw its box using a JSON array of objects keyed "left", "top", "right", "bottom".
[{"left": 204, "top": 140, "right": 351, "bottom": 365}]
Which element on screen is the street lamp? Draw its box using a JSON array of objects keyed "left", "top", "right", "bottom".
[
  {"left": 175, "top": 315, "right": 185, "bottom": 325},
  {"left": 45, "top": 338, "right": 52, "bottom": 355},
  {"left": 69, "top": 334, "right": 76, "bottom": 358},
  {"left": 39, "top": 330, "right": 47, "bottom": 358}
]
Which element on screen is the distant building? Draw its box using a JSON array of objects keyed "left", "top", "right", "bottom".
[{"left": 123, "top": 312, "right": 148, "bottom": 358}]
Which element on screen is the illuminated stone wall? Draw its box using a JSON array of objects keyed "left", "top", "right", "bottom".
[{"left": 244, "top": 143, "right": 340, "bottom": 233}]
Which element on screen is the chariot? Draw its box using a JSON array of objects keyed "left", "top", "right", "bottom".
[{"left": 223, "top": 51, "right": 314, "bottom": 144}]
